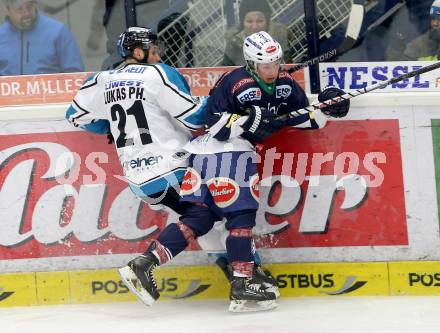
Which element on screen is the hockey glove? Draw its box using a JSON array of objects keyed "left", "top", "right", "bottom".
[
  {"left": 318, "top": 87, "right": 350, "bottom": 118},
  {"left": 240, "top": 106, "right": 284, "bottom": 143}
]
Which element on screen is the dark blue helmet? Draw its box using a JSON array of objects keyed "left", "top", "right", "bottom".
[{"left": 117, "top": 26, "right": 158, "bottom": 58}]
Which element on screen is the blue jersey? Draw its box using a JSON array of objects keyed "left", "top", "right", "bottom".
[
  {"left": 184, "top": 66, "right": 327, "bottom": 154},
  {"left": 207, "top": 67, "right": 308, "bottom": 123}
]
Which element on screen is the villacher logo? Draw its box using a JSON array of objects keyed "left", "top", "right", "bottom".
[{"left": 0, "top": 288, "right": 14, "bottom": 302}]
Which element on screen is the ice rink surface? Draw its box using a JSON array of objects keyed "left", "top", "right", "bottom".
[{"left": 2, "top": 297, "right": 440, "bottom": 333}]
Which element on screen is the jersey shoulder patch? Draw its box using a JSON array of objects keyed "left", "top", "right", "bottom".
[{"left": 278, "top": 70, "right": 295, "bottom": 81}]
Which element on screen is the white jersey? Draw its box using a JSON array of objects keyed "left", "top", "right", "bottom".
[
  {"left": 66, "top": 63, "right": 206, "bottom": 192},
  {"left": 183, "top": 131, "right": 254, "bottom": 154}
]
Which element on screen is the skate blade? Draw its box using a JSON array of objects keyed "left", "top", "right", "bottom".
[
  {"left": 118, "top": 266, "right": 156, "bottom": 307},
  {"left": 229, "top": 299, "right": 278, "bottom": 313}
]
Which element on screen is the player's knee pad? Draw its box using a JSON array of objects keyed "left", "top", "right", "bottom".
[
  {"left": 226, "top": 227, "right": 254, "bottom": 263},
  {"left": 177, "top": 222, "right": 196, "bottom": 243},
  {"left": 229, "top": 228, "right": 253, "bottom": 238},
  {"left": 145, "top": 239, "right": 173, "bottom": 265},
  {"left": 224, "top": 209, "right": 257, "bottom": 230},
  {"left": 180, "top": 203, "right": 217, "bottom": 237},
  {"left": 156, "top": 222, "right": 192, "bottom": 258}
]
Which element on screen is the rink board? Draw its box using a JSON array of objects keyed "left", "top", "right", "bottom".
[
  {"left": 3, "top": 62, "right": 440, "bottom": 308},
  {"left": 2, "top": 261, "right": 440, "bottom": 308},
  {"left": 0, "top": 67, "right": 308, "bottom": 107},
  {"left": 1, "top": 104, "right": 440, "bottom": 271},
  {"left": 2, "top": 63, "right": 440, "bottom": 273}
]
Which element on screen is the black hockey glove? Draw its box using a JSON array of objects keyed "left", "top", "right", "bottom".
[
  {"left": 240, "top": 106, "right": 284, "bottom": 143},
  {"left": 318, "top": 87, "right": 350, "bottom": 118}
]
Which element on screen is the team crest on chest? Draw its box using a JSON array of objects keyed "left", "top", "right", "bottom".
[{"left": 276, "top": 84, "right": 292, "bottom": 98}]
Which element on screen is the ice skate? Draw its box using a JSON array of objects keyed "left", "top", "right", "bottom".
[
  {"left": 216, "top": 257, "right": 280, "bottom": 298},
  {"left": 118, "top": 251, "right": 160, "bottom": 307},
  {"left": 229, "top": 276, "right": 278, "bottom": 312},
  {"left": 253, "top": 263, "right": 280, "bottom": 298},
  {"left": 215, "top": 256, "right": 233, "bottom": 281}
]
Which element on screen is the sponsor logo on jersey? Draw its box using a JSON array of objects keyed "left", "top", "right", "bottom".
[
  {"left": 231, "top": 78, "right": 255, "bottom": 94},
  {"left": 180, "top": 168, "right": 201, "bottom": 195},
  {"left": 123, "top": 155, "right": 163, "bottom": 170},
  {"left": 278, "top": 71, "right": 294, "bottom": 80},
  {"left": 207, "top": 177, "right": 240, "bottom": 208},
  {"left": 104, "top": 80, "right": 143, "bottom": 90},
  {"left": 276, "top": 85, "right": 292, "bottom": 98},
  {"left": 237, "top": 87, "right": 262, "bottom": 104},
  {"left": 172, "top": 151, "right": 190, "bottom": 161},
  {"left": 250, "top": 174, "right": 259, "bottom": 201},
  {"left": 266, "top": 45, "right": 277, "bottom": 54}
]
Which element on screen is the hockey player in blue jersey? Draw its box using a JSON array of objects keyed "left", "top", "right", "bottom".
[
  {"left": 122, "top": 31, "right": 349, "bottom": 312},
  {"left": 179, "top": 31, "right": 328, "bottom": 312}
]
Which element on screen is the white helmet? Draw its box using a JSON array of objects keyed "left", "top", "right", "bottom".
[{"left": 243, "top": 31, "right": 283, "bottom": 69}]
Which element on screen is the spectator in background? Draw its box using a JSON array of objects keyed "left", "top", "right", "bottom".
[
  {"left": 157, "top": 12, "right": 192, "bottom": 68},
  {"left": 401, "top": 0, "right": 440, "bottom": 60},
  {"left": 222, "top": 0, "right": 293, "bottom": 66},
  {"left": 338, "top": 0, "right": 432, "bottom": 62},
  {"left": 86, "top": 0, "right": 105, "bottom": 52},
  {"left": 101, "top": 0, "right": 173, "bottom": 70},
  {"left": 385, "top": 0, "right": 433, "bottom": 61},
  {"left": 406, "top": 0, "right": 433, "bottom": 34},
  {"left": 0, "top": 0, "right": 84, "bottom": 76}
]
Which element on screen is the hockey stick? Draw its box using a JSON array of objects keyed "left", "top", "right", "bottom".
[
  {"left": 281, "top": 61, "right": 440, "bottom": 120},
  {"left": 288, "top": 1, "right": 365, "bottom": 74},
  {"left": 365, "top": 1, "right": 405, "bottom": 33}
]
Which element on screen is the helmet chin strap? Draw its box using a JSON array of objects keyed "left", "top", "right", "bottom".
[{"left": 245, "top": 60, "right": 258, "bottom": 75}]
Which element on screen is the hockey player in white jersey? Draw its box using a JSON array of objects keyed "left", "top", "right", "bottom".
[
  {"left": 67, "top": 27, "right": 205, "bottom": 209},
  {"left": 66, "top": 26, "right": 278, "bottom": 312}
]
